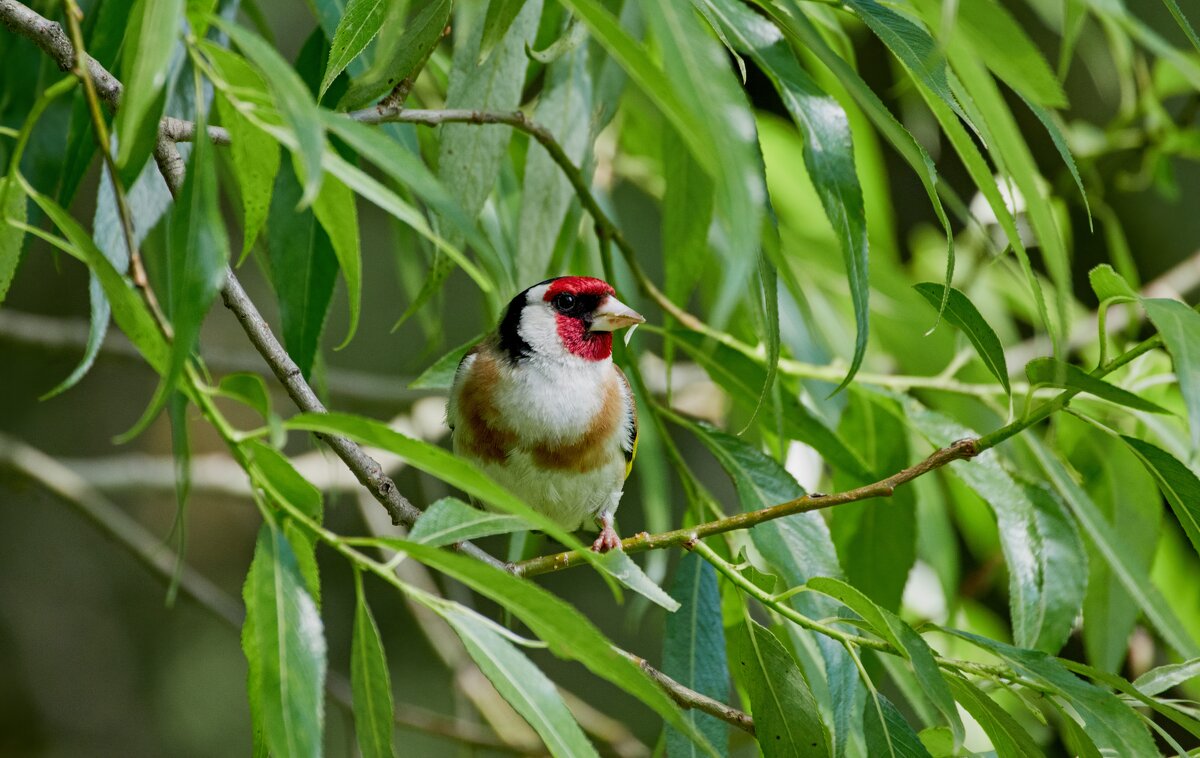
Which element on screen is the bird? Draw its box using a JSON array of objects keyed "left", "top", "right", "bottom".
[{"left": 447, "top": 276, "right": 645, "bottom": 552}]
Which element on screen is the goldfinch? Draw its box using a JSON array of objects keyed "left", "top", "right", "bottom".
[{"left": 447, "top": 276, "right": 645, "bottom": 552}]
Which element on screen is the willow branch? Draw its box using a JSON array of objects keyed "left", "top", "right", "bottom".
[
  {"left": 515, "top": 331, "right": 1165, "bottom": 577},
  {"left": 0, "top": 432, "right": 519, "bottom": 753}
]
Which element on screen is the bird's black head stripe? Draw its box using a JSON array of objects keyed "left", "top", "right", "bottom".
[{"left": 497, "top": 286, "right": 534, "bottom": 363}]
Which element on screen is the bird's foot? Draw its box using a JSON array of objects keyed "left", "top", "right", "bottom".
[{"left": 591, "top": 525, "right": 621, "bottom": 553}]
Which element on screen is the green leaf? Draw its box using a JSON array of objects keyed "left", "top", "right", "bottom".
[
  {"left": 0, "top": 176, "right": 25, "bottom": 306},
  {"left": 946, "top": 629, "right": 1157, "bottom": 756},
  {"left": 1144, "top": 298, "right": 1200, "bottom": 451},
  {"left": 408, "top": 497, "right": 526, "bottom": 547},
  {"left": 597, "top": 550, "right": 680, "bottom": 612},
  {"left": 351, "top": 575, "right": 396, "bottom": 758},
  {"left": 1122, "top": 436, "right": 1200, "bottom": 560},
  {"left": 1027, "top": 434, "right": 1200, "bottom": 658},
  {"left": 242, "top": 523, "right": 327, "bottom": 758},
  {"left": 1159, "top": 0, "right": 1200, "bottom": 54},
  {"left": 338, "top": 0, "right": 452, "bottom": 110},
  {"left": 943, "top": 674, "right": 1044, "bottom": 758},
  {"left": 115, "top": 0, "right": 183, "bottom": 170},
  {"left": 283, "top": 412, "right": 612, "bottom": 578},
  {"left": 808, "top": 578, "right": 963, "bottom": 749},
  {"left": 208, "top": 45, "right": 280, "bottom": 261},
  {"left": 863, "top": 692, "right": 932, "bottom": 758},
  {"left": 1089, "top": 264, "right": 1138, "bottom": 302},
  {"left": 664, "top": 554, "right": 729, "bottom": 757},
  {"left": 729, "top": 618, "right": 831, "bottom": 757},
  {"left": 437, "top": 602, "right": 598, "bottom": 757},
  {"left": 394, "top": 541, "right": 719, "bottom": 757},
  {"left": 1019, "top": 96, "right": 1091, "bottom": 228},
  {"left": 516, "top": 37, "right": 592, "bottom": 283},
  {"left": 308, "top": 168, "right": 361, "bottom": 349},
  {"left": 478, "top": 0, "right": 526, "bottom": 62},
  {"left": 408, "top": 335, "right": 482, "bottom": 390},
  {"left": 216, "top": 18, "right": 326, "bottom": 207},
  {"left": 1134, "top": 658, "right": 1200, "bottom": 696},
  {"left": 1025, "top": 357, "right": 1167, "bottom": 413},
  {"left": 669, "top": 332, "right": 871, "bottom": 480},
  {"left": 265, "top": 159, "right": 337, "bottom": 379},
  {"left": 661, "top": 131, "right": 713, "bottom": 309},
  {"left": 702, "top": 0, "right": 868, "bottom": 388},
  {"left": 216, "top": 372, "right": 272, "bottom": 418},
  {"left": 907, "top": 403, "right": 1080, "bottom": 652},
  {"left": 914, "top": 283, "right": 1010, "bottom": 395},
  {"left": 21, "top": 178, "right": 168, "bottom": 374},
  {"left": 321, "top": 0, "right": 389, "bottom": 100}
]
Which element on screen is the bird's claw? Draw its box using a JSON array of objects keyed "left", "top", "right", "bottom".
[{"left": 591, "top": 525, "right": 621, "bottom": 553}]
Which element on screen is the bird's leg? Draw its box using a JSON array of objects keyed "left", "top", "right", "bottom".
[{"left": 591, "top": 512, "right": 621, "bottom": 553}]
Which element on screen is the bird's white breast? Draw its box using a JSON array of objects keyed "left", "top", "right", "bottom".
[{"left": 492, "top": 350, "right": 615, "bottom": 444}]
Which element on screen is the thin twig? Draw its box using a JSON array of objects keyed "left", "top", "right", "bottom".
[{"left": 0, "top": 432, "right": 526, "bottom": 754}]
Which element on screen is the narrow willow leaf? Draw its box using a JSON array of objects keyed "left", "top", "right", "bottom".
[
  {"left": 863, "top": 692, "right": 931, "bottom": 758},
  {"left": 1025, "top": 358, "right": 1167, "bottom": 413},
  {"left": 808, "top": 578, "right": 963, "bottom": 749},
  {"left": 216, "top": 372, "right": 272, "bottom": 418},
  {"left": 308, "top": 168, "right": 361, "bottom": 349},
  {"left": 669, "top": 332, "right": 871, "bottom": 480},
  {"left": 408, "top": 497, "right": 526, "bottom": 547},
  {"left": 597, "top": 550, "right": 680, "bottom": 612},
  {"left": 703, "top": 0, "right": 868, "bottom": 388},
  {"left": 1027, "top": 435, "right": 1200, "bottom": 658},
  {"left": 338, "top": 0, "right": 452, "bottom": 110},
  {"left": 1089, "top": 263, "right": 1138, "bottom": 302},
  {"left": 321, "top": 0, "right": 389, "bottom": 99},
  {"left": 438, "top": 603, "right": 598, "bottom": 757},
  {"left": 21, "top": 179, "right": 168, "bottom": 373},
  {"left": 945, "top": 629, "right": 1157, "bottom": 755},
  {"left": 283, "top": 413, "right": 613, "bottom": 579},
  {"left": 1023, "top": 482, "right": 1087, "bottom": 654},
  {"left": 1134, "top": 658, "right": 1200, "bottom": 696},
  {"left": 216, "top": 19, "right": 325, "bottom": 206},
  {"left": 265, "top": 159, "right": 337, "bottom": 379},
  {"left": 664, "top": 554, "right": 729, "bottom": 757},
  {"left": 1061, "top": 658, "right": 1200, "bottom": 744},
  {"left": 0, "top": 176, "right": 25, "bottom": 305},
  {"left": 351, "top": 575, "right": 396, "bottom": 758},
  {"left": 1159, "top": 0, "right": 1200, "bottom": 53},
  {"left": 208, "top": 46, "right": 279, "bottom": 261},
  {"left": 1019, "top": 96, "right": 1091, "bottom": 227},
  {"left": 1122, "top": 436, "right": 1200, "bottom": 559},
  {"left": 478, "top": 0, "right": 525, "bottom": 62},
  {"left": 907, "top": 403, "right": 1074, "bottom": 652},
  {"left": 395, "top": 542, "right": 718, "bottom": 757},
  {"left": 914, "top": 283, "right": 1010, "bottom": 395},
  {"left": 115, "top": 0, "right": 183, "bottom": 170},
  {"left": 943, "top": 674, "right": 1045, "bottom": 758},
  {"left": 516, "top": 38, "right": 592, "bottom": 283},
  {"left": 641, "top": 1, "right": 765, "bottom": 325},
  {"left": 1144, "top": 298, "right": 1200, "bottom": 451},
  {"left": 408, "top": 335, "right": 482, "bottom": 390},
  {"left": 247, "top": 441, "right": 324, "bottom": 603},
  {"left": 243, "top": 524, "right": 327, "bottom": 758},
  {"left": 661, "top": 130, "right": 713, "bottom": 309},
  {"left": 729, "top": 619, "right": 831, "bottom": 757}
]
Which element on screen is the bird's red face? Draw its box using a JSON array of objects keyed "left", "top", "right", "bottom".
[{"left": 543, "top": 277, "right": 643, "bottom": 361}]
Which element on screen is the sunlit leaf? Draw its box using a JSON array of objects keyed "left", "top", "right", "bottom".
[
  {"left": 115, "top": 0, "right": 183, "bottom": 172},
  {"left": 1134, "top": 658, "right": 1200, "bottom": 696},
  {"left": 914, "top": 283, "right": 1010, "bottom": 396},
  {"left": 1025, "top": 357, "right": 1167, "bottom": 413},
  {"left": 321, "top": 0, "right": 389, "bottom": 100},
  {"left": 1089, "top": 264, "right": 1138, "bottom": 303},
  {"left": 408, "top": 497, "right": 526, "bottom": 547}
]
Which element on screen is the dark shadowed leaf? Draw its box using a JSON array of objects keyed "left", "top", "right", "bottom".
[
  {"left": 1144, "top": 298, "right": 1200, "bottom": 450},
  {"left": 1159, "top": 0, "right": 1200, "bottom": 53},
  {"left": 943, "top": 674, "right": 1044, "bottom": 757},
  {"left": 437, "top": 602, "right": 598, "bottom": 757},
  {"left": 338, "top": 0, "right": 452, "bottom": 110},
  {"left": 216, "top": 372, "right": 271, "bottom": 418},
  {"left": 664, "top": 554, "right": 729, "bottom": 757},
  {"left": 408, "top": 497, "right": 525, "bottom": 547},
  {"left": 115, "top": 0, "right": 183, "bottom": 171},
  {"left": 394, "top": 542, "right": 718, "bottom": 756},
  {"left": 703, "top": 0, "right": 868, "bottom": 388},
  {"left": 1019, "top": 96, "right": 1091, "bottom": 227},
  {"left": 914, "top": 283, "right": 1010, "bottom": 395},
  {"left": 351, "top": 575, "right": 395, "bottom": 758},
  {"left": 242, "top": 523, "right": 326, "bottom": 758},
  {"left": 808, "top": 577, "right": 962, "bottom": 749},
  {"left": 1025, "top": 357, "right": 1167, "bottom": 413},
  {"left": 1122, "top": 436, "right": 1200, "bottom": 560},
  {"left": 729, "top": 618, "right": 831, "bottom": 757},
  {"left": 863, "top": 692, "right": 932, "bottom": 758},
  {"left": 217, "top": 19, "right": 326, "bottom": 206},
  {"left": 661, "top": 130, "right": 712, "bottom": 309},
  {"left": 321, "top": 0, "right": 389, "bottom": 100},
  {"left": 309, "top": 169, "right": 361, "bottom": 349}
]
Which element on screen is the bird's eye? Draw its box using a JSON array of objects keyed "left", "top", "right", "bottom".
[{"left": 553, "top": 293, "right": 577, "bottom": 313}]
